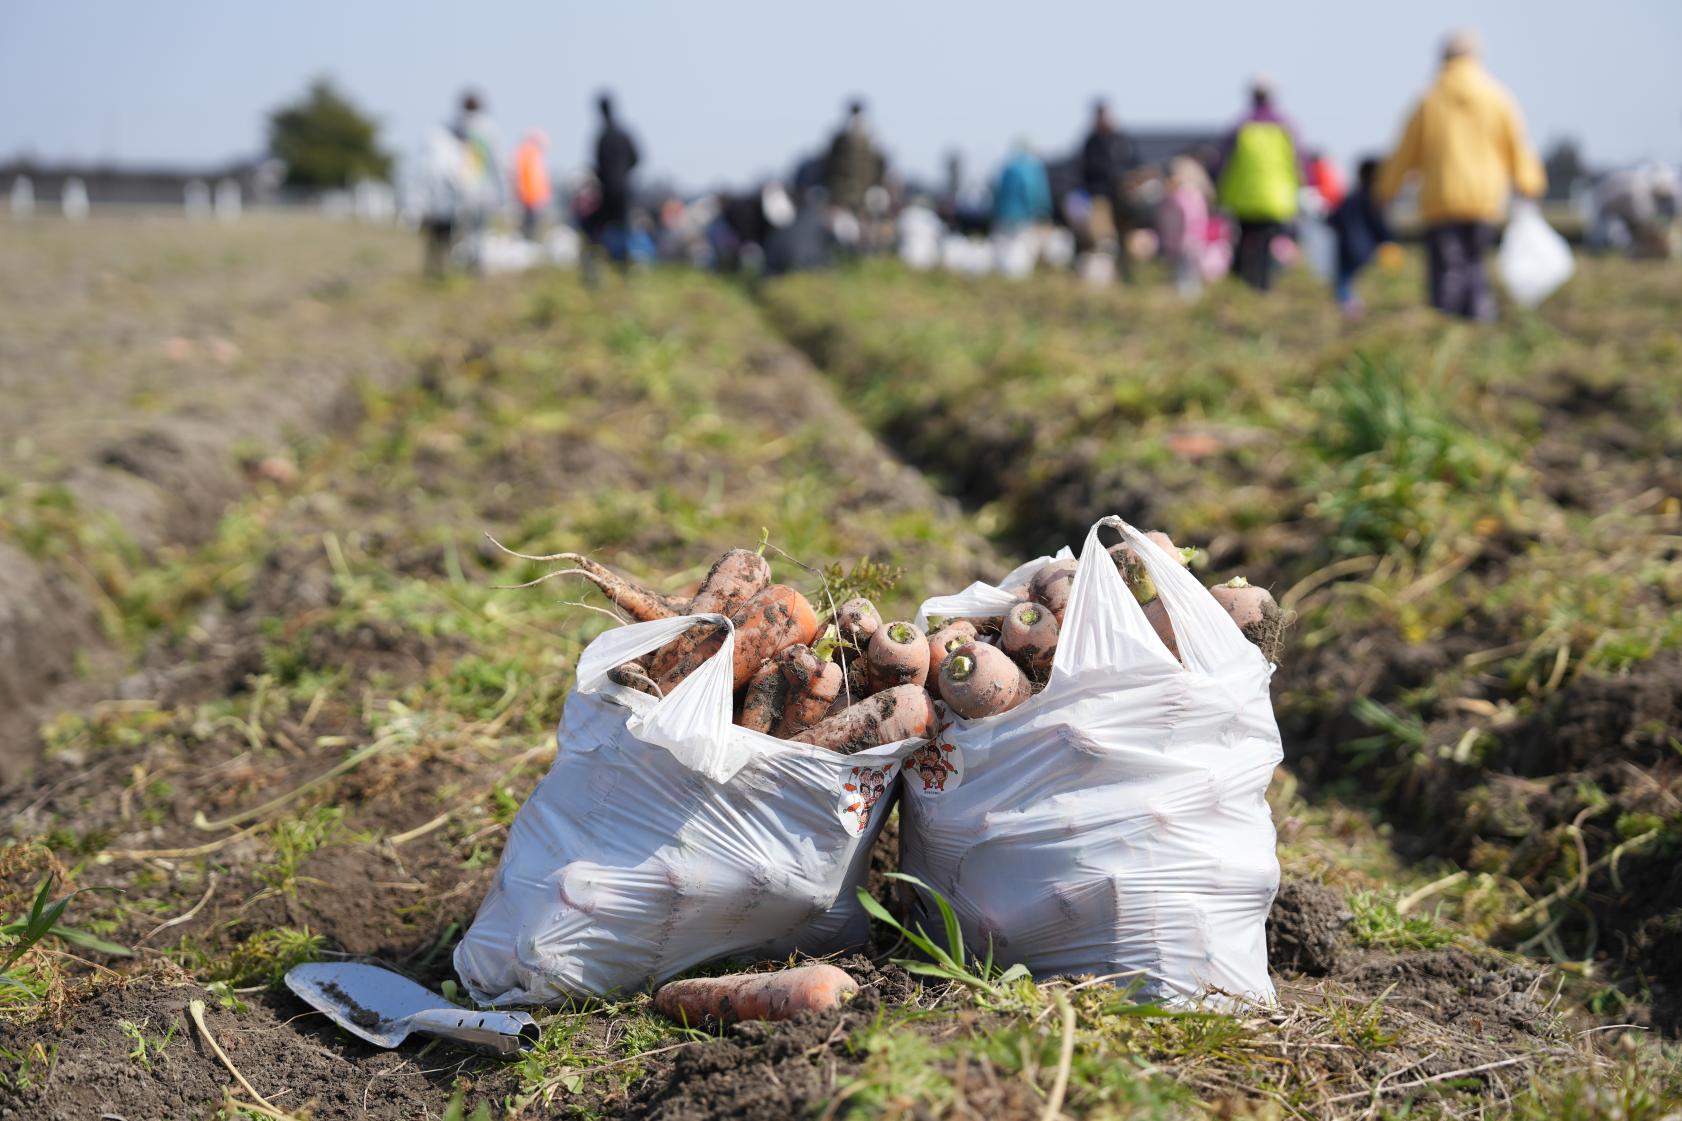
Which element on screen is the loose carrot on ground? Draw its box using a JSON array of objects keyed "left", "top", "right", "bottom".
[
  {"left": 938, "top": 642, "right": 1032, "bottom": 719},
  {"left": 773, "top": 645, "right": 845, "bottom": 739},
  {"left": 654, "top": 963, "right": 859, "bottom": 1026},
  {"left": 686, "top": 548, "right": 772, "bottom": 618},
  {"left": 926, "top": 620, "right": 978, "bottom": 680},
  {"left": 1209, "top": 577, "right": 1288, "bottom": 664},
  {"left": 794, "top": 685, "right": 937, "bottom": 754},
  {"left": 487, "top": 537, "right": 683, "bottom": 621},
  {"left": 835, "top": 598, "right": 882, "bottom": 645},
  {"left": 867, "top": 621, "right": 930, "bottom": 692},
  {"left": 1028, "top": 559, "right": 1078, "bottom": 622},
  {"left": 1001, "top": 601, "right": 1059, "bottom": 677},
  {"left": 728, "top": 584, "right": 820, "bottom": 689}
]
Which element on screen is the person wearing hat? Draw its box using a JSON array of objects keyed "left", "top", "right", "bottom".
[
  {"left": 1377, "top": 29, "right": 1546, "bottom": 320},
  {"left": 1215, "top": 76, "right": 1304, "bottom": 291}
]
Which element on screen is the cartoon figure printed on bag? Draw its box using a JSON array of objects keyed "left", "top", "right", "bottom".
[
  {"left": 907, "top": 719, "right": 961, "bottom": 792},
  {"left": 841, "top": 762, "right": 894, "bottom": 833}
]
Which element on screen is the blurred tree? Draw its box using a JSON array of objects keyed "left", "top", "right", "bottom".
[{"left": 267, "top": 79, "right": 393, "bottom": 189}]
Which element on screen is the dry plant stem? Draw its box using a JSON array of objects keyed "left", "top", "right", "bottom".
[
  {"left": 1038, "top": 994, "right": 1076, "bottom": 1121},
  {"left": 138, "top": 872, "right": 219, "bottom": 943},
  {"left": 189, "top": 999, "right": 291, "bottom": 1117}
]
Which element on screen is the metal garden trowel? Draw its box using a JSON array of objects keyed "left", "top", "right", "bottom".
[{"left": 285, "top": 962, "right": 540, "bottom": 1056}]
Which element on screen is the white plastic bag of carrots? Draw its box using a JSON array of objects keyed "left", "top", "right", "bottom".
[
  {"left": 900, "top": 517, "right": 1282, "bottom": 1005},
  {"left": 454, "top": 610, "right": 920, "bottom": 1004}
]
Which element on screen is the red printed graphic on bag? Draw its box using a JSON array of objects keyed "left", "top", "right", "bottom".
[{"left": 839, "top": 761, "right": 895, "bottom": 835}]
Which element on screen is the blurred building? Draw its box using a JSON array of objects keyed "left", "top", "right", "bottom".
[{"left": 0, "top": 157, "right": 286, "bottom": 210}]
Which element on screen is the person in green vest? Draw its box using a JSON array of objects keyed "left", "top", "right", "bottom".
[{"left": 1215, "top": 76, "right": 1304, "bottom": 291}]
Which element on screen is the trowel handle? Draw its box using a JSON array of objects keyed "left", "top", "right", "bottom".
[{"left": 408, "top": 1007, "right": 541, "bottom": 1056}]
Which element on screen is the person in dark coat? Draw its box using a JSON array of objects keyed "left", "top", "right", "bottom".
[
  {"left": 1079, "top": 99, "right": 1138, "bottom": 279},
  {"left": 1326, "top": 157, "right": 1395, "bottom": 316},
  {"left": 823, "top": 99, "right": 883, "bottom": 216},
  {"left": 591, "top": 93, "right": 640, "bottom": 246}
]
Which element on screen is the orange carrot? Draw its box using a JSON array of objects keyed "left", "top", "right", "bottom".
[
  {"left": 654, "top": 963, "right": 859, "bottom": 1026},
  {"left": 728, "top": 584, "right": 820, "bottom": 689},
  {"left": 738, "top": 654, "right": 792, "bottom": 734},
  {"left": 1028, "top": 559, "right": 1078, "bottom": 622},
  {"left": 1108, "top": 531, "right": 1188, "bottom": 603},
  {"left": 687, "top": 548, "right": 772, "bottom": 618},
  {"left": 794, "top": 685, "right": 937, "bottom": 753},
  {"left": 867, "top": 621, "right": 929, "bottom": 692},
  {"left": 1209, "top": 577, "right": 1288, "bottom": 663},
  {"left": 1000, "top": 601, "right": 1059, "bottom": 677},
  {"left": 773, "top": 645, "right": 845, "bottom": 739},
  {"left": 1143, "top": 598, "right": 1179, "bottom": 660},
  {"left": 926, "top": 620, "right": 978, "bottom": 680},
  {"left": 495, "top": 548, "right": 683, "bottom": 621},
  {"left": 937, "top": 642, "right": 1031, "bottom": 719},
  {"left": 835, "top": 598, "right": 882, "bottom": 645}
]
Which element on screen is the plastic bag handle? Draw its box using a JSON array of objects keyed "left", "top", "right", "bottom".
[
  {"left": 1052, "top": 519, "right": 1178, "bottom": 678},
  {"left": 1108, "top": 518, "right": 1258, "bottom": 674},
  {"left": 573, "top": 613, "right": 749, "bottom": 783}
]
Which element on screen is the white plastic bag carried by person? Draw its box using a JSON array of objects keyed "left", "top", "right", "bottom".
[
  {"left": 1497, "top": 200, "right": 1574, "bottom": 308},
  {"left": 903, "top": 518, "right": 1281, "bottom": 1005},
  {"left": 455, "top": 613, "right": 916, "bottom": 1004}
]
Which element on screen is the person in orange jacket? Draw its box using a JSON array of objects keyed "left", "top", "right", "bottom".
[
  {"left": 513, "top": 130, "right": 552, "bottom": 241},
  {"left": 1377, "top": 29, "right": 1546, "bottom": 320}
]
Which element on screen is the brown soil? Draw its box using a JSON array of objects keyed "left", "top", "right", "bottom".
[{"left": 1267, "top": 878, "right": 1351, "bottom": 977}]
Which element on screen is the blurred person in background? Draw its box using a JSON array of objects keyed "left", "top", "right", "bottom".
[
  {"left": 1080, "top": 99, "right": 1138, "bottom": 280},
  {"left": 590, "top": 92, "right": 641, "bottom": 267},
  {"left": 417, "top": 122, "right": 464, "bottom": 277},
  {"left": 1377, "top": 29, "right": 1545, "bottom": 321},
  {"left": 823, "top": 99, "right": 885, "bottom": 243},
  {"left": 1326, "top": 157, "right": 1394, "bottom": 319},
  {"left": 513, "top": 130, "right": 551, "bottom": 241},
  {"left": 992, "top": 140, "right": 1052, "bottom": 234},
  {"left": 452, "top": 90, "right": 502, "bottom": 270},
  {"left": 1157, "top": 156, "right": 1213, "bottom": 300},
  {"left": 1215, "top": 76, "right": 1303, "bottom": 291}
]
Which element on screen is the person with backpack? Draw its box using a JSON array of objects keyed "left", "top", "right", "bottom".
[
  {"left": 1376, "top": 29, "right": 1546, "bottom": 320},
  {"left": 1215, "top": 77, "right": 1303, "bottom": 291}
]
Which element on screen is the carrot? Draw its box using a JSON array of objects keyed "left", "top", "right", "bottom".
[
  {"left": 1028, "top": 559, "right": 1078, "bottom": 622},
  {"left": 773, "top": 645, "right": 845, "bottom": 739},
  {"left": 794, "top": 684, "right": 937, "bottom": 753},
  {"left": 835, "top": 598, "right": 882, "bottom": 645},
  {"left": 1209, "top": 577, "right": 1288, "bottom": 664},
  {"left": 1143, "top": 598, "right": 1179, "bottom": 660},
  {"left": 937, "top": 641, "right": 1031, "bottom": 719},
  {"left": 728, "top": 584, "right": 820, "bottom": 689},
  {"left": 687, "top": 548, "right": 772, "bottom": 618},
  {"left": 867, "top": 621, "right": 929, "bottom": 692},
  {"left": 607, "top": 660, "right": 662, "bottom": 698},
  {"left": 488, "top": 539, "right": 683, "bottom": 622},
  {"left": 654, "top": 963, "right": 859, "bottom": 1026},
  {"left": 1000, "top": 601, "right": 1059, "bottom": 677},
  {"left": 926, "top": 620, "right": 978, "bottom": 680},
  {"left": 738, "top": 654, "right": 792, "bottom": 734},
  {"left": 652, "top": 623, "right": 727, "bottom": 694},
  {"left": 1108, "top": 531, "right": 1187, "bottom": 603}
]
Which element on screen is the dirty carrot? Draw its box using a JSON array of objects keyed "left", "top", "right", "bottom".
[
  {"left": 1209, "top": 577, "right": 1288, "bottom": 664},
  {"left": 835, "top": 598, "right": 882, "bottom": 645},
  {"left": 487, "top": 538, "right": 683, "bottom": 621},
  {"left": 1028, "top": 559, "right": 1078, "bottom": 622},
  {"left": 867, "top": 621, "right": 930, "bottom": 692},
  {"left": 738, "top": 654, "right": 792, "bottom": 734},
  {"left": 1001, "top": 601, "right": 1059, "bottom": 677},
  {"left": 926, "top": 620, "right": 978, "bottom": 680},
  {"left": 728, "top": 584, "right": 821, "bottom": 689},
  {"left": 654, "top": 963, "right": 859, "bottom": 1026},
  {"left": 1108, "top": 531, "right": 1186, "bottom": 604},
  {"left": 687, "top": 548, "right": 772, "bottom": 618},
  {"left": 1143, "top": 598, "right": 1179, "bottom": 661},
  {"left": 794, "top": 685, "right": 937, "bottom": 754},
  {"left": 773, "top": 645, "right": 845, "bottom": 739},
  {"left": 938, "top": 641, "right": 1032, "bottom": 719}
]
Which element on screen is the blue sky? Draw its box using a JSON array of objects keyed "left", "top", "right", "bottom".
[{"left": 4, "top": 1, "right": 1677, "bottom": 189}]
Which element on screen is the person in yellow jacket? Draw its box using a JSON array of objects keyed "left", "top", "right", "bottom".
[{"left": 1377, "top": 29, "right": 1546, "bottom": 320}]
